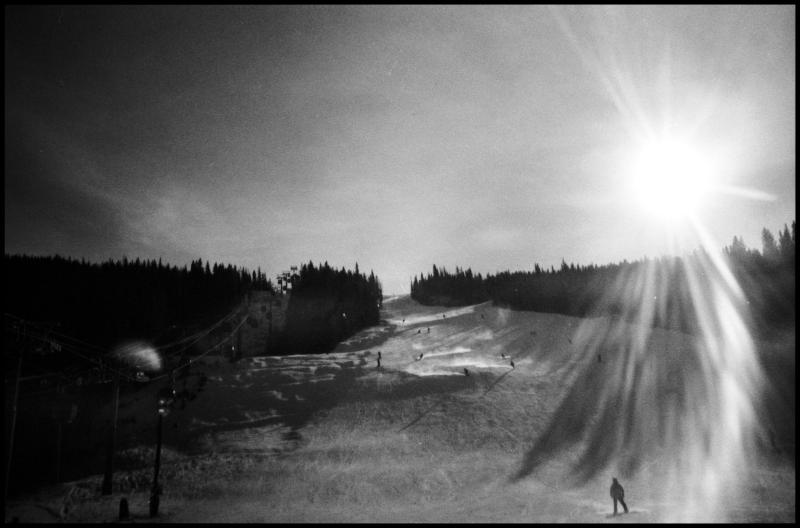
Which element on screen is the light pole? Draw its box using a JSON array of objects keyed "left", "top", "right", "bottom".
[
  {"left": 149, "top": 385, "right": 174, "bottom": 517},
  {"left": 102, "top": 371, "right": 121, "bottom": 495}
]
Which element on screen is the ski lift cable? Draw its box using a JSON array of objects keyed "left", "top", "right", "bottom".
[
  {"left": 6, "top": 305, "right": 238, "bottom": 366},
  {"left": 6, "top": 306, "right": 245, "bottom": 387},
  {"left": 12, "top": 331, "right": 139, "bottom": 384},
  {"left": 157, "top": 314, "right": 238, "bottom": 354},
  {"left": 156, "top": 312, "right": 237, "bottom": 359},
  {"left": 20, "top": 329, "right": 143, "bottom": 382},
  {"left": 148, "top": 315, "right": 249, "bottom": 383},
  {"left": 156, "top": 313, "right": 232, "bottom": 349},
  {"left": 6, "top": 305, "right": 238, "bottom": 357},
  {"left": 157, "top": 315, "right": 248, "bottom": 380},
  {"left": 5, "top": 313, "right": 108, "bottom": 353},
  {"left": 155, "top": 308, "right": 241, "bottom": 353}
]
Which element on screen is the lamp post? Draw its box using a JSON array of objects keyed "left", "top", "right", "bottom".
[
  {"left": 149, "top": 385, "right": 174, "bottom": 518},
  {"left": 102, "top": 371, "right": 120, "bottom": 495}
]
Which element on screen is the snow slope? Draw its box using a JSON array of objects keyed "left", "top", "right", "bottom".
[{"left": 5, "top": 295, "right": 794, "bottom": 523}]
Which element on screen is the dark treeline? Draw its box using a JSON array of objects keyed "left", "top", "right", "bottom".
[
  {"left": 4, "top": 254, "right": 273, "bottom": 350},
  {"left": 411, "top": 222, "right": 795, "bottom": 336},
  {"left": 275, "top": 261, "right": 383, "bottom": 355}
]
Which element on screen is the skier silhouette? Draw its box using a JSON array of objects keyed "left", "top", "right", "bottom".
[
  {"left": 610, "top": 477, "right": 628, "bottom": 515},
  {"left": 377, "top": 357, "right": 381, "bottom": 369},
  {"left": 463, "top": 368, "right": 469, "bottom": 376},
  {"left": 416, "top": 353, "right": 423, "bottom": 361},
  {"left": 510, "top": 360, "right": 515, "bottom": 369},
  {"left": 378, "top": 351, "right": 382, "bottom": 360},
  {"left": 427, "top": 327, "right": 430, "bottom": 333}
]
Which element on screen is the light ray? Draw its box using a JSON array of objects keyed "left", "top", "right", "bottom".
[
  {"left": 524, "top": 7, "right": 772, "bottom": 522},
  {"left": 713, "top": 184, "right": 778, "bottom": 202}
]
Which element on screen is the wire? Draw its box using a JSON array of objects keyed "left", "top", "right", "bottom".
[
  {"left": 155, "top": 308, "right": 240, "bottom": 356},
  {"left": 5, "top": 306, "right": 251, "bottom": 392},
  {"left": 148, "top": 315, "right": 249, "bottom": 384}
]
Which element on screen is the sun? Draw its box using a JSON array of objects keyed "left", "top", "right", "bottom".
[{"left": 628, "top": 138, "right": 715, "bottom": 223}]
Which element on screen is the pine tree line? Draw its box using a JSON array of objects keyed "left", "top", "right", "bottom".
[
  {"left": 411, "top": 221, "right": 795, "bottom": 336},
  {"left": 4, "top": 254, "right": 274, "bottom": 350},
  {"left": 275, "top": 261, "right": 383, "bottom": 355}
]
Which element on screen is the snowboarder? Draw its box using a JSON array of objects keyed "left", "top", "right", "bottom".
[{"left": 610, "top": 477, "right": 628, "bottom": 515}]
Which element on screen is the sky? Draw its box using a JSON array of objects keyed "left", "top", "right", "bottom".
[{"left": 5, "top": 5, "right": 795, "bottom": 294}]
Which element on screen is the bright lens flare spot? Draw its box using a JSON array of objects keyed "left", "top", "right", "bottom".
[{"left": 629, "top": 139, "right": 714, "bottom": 222}]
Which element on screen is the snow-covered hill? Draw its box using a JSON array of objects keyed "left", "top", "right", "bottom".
[{"left": 5, "top": 295, "right": 794, "bottom": 523}]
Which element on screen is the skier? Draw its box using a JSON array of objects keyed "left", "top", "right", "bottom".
[
  {"left": 463, "top": 368, "right": 470, "bottom": 376},
  {"left": 416, "top": 353, "right": 423, "bottom": 361},
  {"left": 510, "top": 360, "right": 515, "bottom": 369},
  {"left": 377, "top": 357, "right": 381, "bottom": 369},
  {"left": 610, "top": 477, "right": 628, "bottom": 515},
  {"left": 378, "top": 351, "right": 382, "bottom": 361},
  {"left": 427, "top": 327, "right": 430, "bottom": 333}
]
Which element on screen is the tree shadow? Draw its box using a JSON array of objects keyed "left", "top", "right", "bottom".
[{"left": 509, "top": 317, "right": 703, "bottom": 485}]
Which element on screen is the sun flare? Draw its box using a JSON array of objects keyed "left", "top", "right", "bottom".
[{"left": 629, "top": 138, "right": 715, "bottom": 223}]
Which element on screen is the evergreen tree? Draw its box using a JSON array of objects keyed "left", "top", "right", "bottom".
[{"left": 762, "top": 228, "right": 780, "bottom": 261}]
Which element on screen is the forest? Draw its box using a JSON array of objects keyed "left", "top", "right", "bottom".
[
  {"left": 4, "top": 255, "right": 273, "bottom": 352},
  {"left": 275, "top": 261, "right": 383, "bottom": 355},
  {"left": 411, "top": 222, "right": 795, "bottom": 337}
]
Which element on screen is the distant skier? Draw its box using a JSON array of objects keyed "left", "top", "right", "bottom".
[
  {"left": 377, "top": 357, "right": 381, "bottom": 369},
  {"left": 510, "top": 360, "right": 515, "bottom": 369},
  {"left": 427, "top": 327, "right": 430, "bottom": 333},
  {"left": 378, "top": 351, "right": 382, "bottom": 360},
  {"left": 610, "top": 477, "right": 628, "bottom": 515},
  {"left": 417, "top": 329, "right": 421, "bottom": 334},
  {"left": 416, "top": 353, "right": 423, "bottom": 361},
  {"left": 443, "top": 314, "right": 446, "bottom": 319},
  {"left": 402, "top": 319, "right": 405, "bottom": 325},
  {"left": 501, "top": 353, "right": 507, "bottom": 359},
  {"left": 463, "top": 368, "right": 469, "bottom": 376}
]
